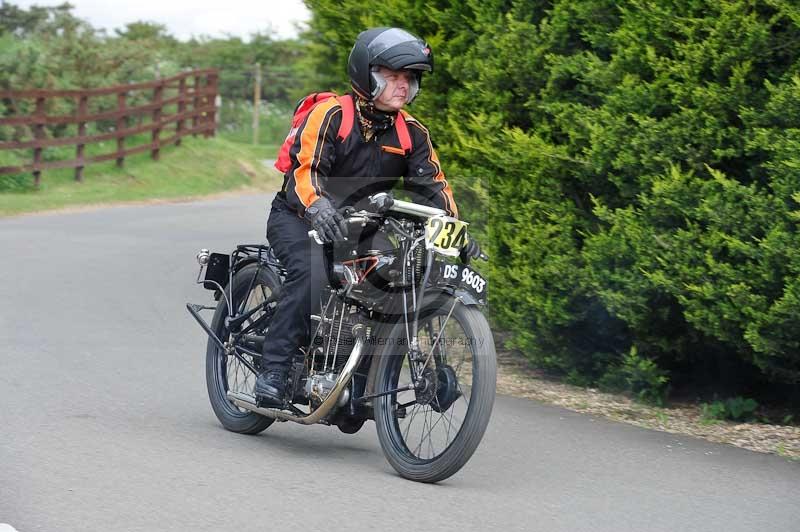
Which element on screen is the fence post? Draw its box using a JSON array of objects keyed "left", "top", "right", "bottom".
[
  {"left": 116, "top": 91, "right": 126, "bottom": 168},
  {"left": 192, "top": 75, "right": 200, "bottom": 136},
  {"left": 151, "top": 80, "right": 163, "bottom": 160},
  {"left": 75, "top": 95, "right": 88, "bottom": 182},
  {"left": 215, "top": 94, "right": 222, "bottom": 131},
  {"left": 206, "top": 71, "right": 218, "bottom": 138},
  {"left": 252, "top": 63, "right": 261, "bottom": 145},
  {"left": 32, "top": 97, "right": 45, "bottom": 187},
  {"left": 176, "top": 76, "right": 186, "bottom": 146}
]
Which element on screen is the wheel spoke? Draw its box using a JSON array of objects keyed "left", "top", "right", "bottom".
[
  {"left": 421, "top": 299, "right": 458, "bottom": 370},
  {"left": 456, "top": 382, "right": 471, "bottom": 410},
  {"left": 445, "top": 402, "right": 456, "bottom": 444},
  {"left": 413, "top": 406, "right": 431, "bottom": 456},
  {"left": 427, "top": 411, "right": 436, "bottom": 458},
  {"left": 435, "top": 394, "right": 456, "bottom": 449},
  {"left": 435, "top": 315, "right": 448, "bottom": 366},
  {"left": 409, "top": 379, "right": 466, "bottom": 459},
  {"left": 418, "top": 404, "right": 454, "bottom": 455},
  {"left": 403, "top": 403, "right": 422, "bottom": 442}
]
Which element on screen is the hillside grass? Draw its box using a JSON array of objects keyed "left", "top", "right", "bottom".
[{"left": 0, "top": 134, "right": 282, "bottom": 217}]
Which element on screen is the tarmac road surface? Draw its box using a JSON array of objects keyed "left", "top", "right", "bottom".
[{"left": 1, "top": 193, "right": 798, "bottom": 532}]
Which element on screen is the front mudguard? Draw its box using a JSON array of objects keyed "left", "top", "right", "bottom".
[{"left": 449, "top": 287, "right": 484, "bottom": 307}]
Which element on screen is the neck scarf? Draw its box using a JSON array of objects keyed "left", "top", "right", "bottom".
[{"left": 355, "top": 96, "right": 396, "bottom": 142}]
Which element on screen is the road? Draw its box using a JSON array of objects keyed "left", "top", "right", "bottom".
[{"left": 1, "top": 193, "right": 798, "bottom": 532}]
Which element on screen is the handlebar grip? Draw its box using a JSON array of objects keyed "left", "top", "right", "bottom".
[
  {"left": 368, "top": 192, "right": 395, "bottom": 214},
  {"left": 308, "top": 230, "right": 324, "bottom": 245}
]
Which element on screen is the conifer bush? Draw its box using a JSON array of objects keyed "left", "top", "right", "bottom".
[{"left": 296, "top": 0, "right": 800, "bottom": 393}]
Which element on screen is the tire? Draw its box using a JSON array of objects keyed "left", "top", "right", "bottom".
[
  {"left": 373, "top": 298, "right": 496, "bottom": 483},
  {"left": 206, "top": 262, "right": 281, "bottom": 434}
]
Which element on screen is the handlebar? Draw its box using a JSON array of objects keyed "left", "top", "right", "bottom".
[
  {"left": 307, "top": 193, "right": 486, "bottom": 262},
  {"left": 369, "top": 192, "right": 448, "bottom": 218}
]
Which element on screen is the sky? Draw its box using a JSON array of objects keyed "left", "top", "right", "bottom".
[{"left": 11, "top": 0, "right": 311, "bottom": 40}]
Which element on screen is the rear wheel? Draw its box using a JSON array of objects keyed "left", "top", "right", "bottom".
[
  {"left": 206, "top": 262, "right": 281, "bottom": 434},
  {"left": 373, "top": 298, "right": 496, "bottom": 482}
]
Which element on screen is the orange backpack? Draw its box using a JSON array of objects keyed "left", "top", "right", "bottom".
[{"left": 274, "top": 93, "right": 412, "bottom": 173}]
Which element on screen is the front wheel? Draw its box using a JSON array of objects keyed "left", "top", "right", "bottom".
[{"left": 373, "top": 298, "right": 496, "bottom": 483}]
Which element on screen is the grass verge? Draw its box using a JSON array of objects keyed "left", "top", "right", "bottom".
[
  {"left": 495, "top": 346, "right": 800, "bottom": 460},
  {"left": 0, "top": 136, "right": 281, "bottom": 217}
]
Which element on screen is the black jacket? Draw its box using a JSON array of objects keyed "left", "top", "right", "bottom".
[{"left": 279, "top": 95, "right": 458, "bottom": 218}]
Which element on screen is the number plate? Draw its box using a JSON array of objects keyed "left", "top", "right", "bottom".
[
  {"left": 425, "top": 215, "right": 469, "bottom": 257},
  {"left": 438, "top": 263, "right": 488, "bottom": 300}
]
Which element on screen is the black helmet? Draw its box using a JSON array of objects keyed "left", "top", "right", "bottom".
[{"left": 348, "top": 27, "right": 433, "bottom": 103}]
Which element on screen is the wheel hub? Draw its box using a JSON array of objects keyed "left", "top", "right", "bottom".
[
  {"left": 431, "top": 365, "right": 460, "bottom": 413},
  {"left": 414, "top": 365, "right": 460, "bottom": 411},
  {"left": 414, "top": 367, "right": 438, "bottom": 405}
]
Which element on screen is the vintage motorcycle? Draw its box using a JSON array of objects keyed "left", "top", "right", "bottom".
[{"left": 187, "top": 192, "right": 496, "bottom": 483}]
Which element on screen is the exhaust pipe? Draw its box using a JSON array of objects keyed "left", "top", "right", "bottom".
[{"left": 228, "top": 325, "right": 366, "bottom": 425}]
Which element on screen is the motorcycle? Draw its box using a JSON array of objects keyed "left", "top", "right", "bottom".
[{"left": 187, "top": 192, "right": 496, "bottom": 483}]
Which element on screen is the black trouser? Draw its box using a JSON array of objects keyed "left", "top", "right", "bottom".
[{"left": 260, "top": 195, "right": 328, "bottom": 371}]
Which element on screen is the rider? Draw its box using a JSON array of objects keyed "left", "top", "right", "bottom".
[{"left": 255, "top": 27, "right": 481, "bottom": 407}]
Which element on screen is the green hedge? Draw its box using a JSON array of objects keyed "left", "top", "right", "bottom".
[{"left": 280, "top": 1, "right": 800, "bottom": 394}]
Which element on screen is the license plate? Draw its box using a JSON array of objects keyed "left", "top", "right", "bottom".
[{"left": 438, "top": 263, "right": 487, "bottom": 298}]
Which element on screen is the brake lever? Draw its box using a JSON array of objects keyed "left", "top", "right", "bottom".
[{"left": 460, "top": 250, "right": 490, "bottom": 265}]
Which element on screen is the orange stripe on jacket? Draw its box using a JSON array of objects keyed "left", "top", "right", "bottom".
[
  {"left": 291, "top": 98, "right": 341, "bottom": 209},
  {"left": 406, "top": 117, "right": 458, "bottom": 218},
  {"left": 381, "top": 145, "right": 406, "bottom": 155}
]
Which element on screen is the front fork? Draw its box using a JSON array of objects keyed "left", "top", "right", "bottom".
[{"left": 406, "top": 250, "right": 458, "bottom": 386}]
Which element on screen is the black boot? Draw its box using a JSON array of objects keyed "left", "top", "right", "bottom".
[{"left": 254, "top": 368, "right": 289, "bottom": 408}]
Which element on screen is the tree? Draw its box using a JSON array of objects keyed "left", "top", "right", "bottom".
[
  {"left": 115, "top": 21, "right": 177, "bottom": 44},
  {"left": 0, "top": 1, "right": 70, "bottom": 36}
]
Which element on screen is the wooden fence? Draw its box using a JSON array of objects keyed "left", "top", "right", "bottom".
[{"left": 0, "top": 69, "right": 219, "bottom": 186}]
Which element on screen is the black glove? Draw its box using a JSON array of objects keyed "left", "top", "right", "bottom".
[
  {"left": 304, "top": 197, "right": 349, "bottom": 243},
  {"left": 459, "top": 238, "right": 485, "bottom": 263}
]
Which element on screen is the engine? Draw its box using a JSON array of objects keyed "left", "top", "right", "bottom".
[
  {"left": 310, "top": 300, "right": 364, "bottom": 369},
  {"left": 303, "top": 298, "right": 368, "bottom": 409}
]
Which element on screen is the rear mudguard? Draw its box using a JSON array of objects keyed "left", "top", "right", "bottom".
[{"left": 213, "top": 257, "right": 283, "bottom": 301}]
